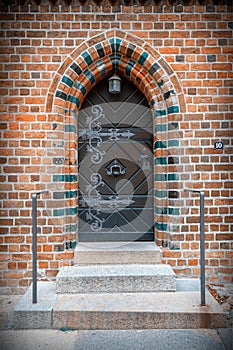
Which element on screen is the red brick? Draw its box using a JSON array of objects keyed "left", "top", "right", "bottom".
[
  {"left": 188, "top": 259, "right": 199, "bottom": 266},
  {"left": 171, "top": 63, "right": 190, "bottom": 71},
  {"left": 0, "top": 4, "right": 232, "bottom": 292}
]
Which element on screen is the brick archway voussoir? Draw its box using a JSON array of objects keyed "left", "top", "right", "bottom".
[{"left": 46, "top": 29, "right": 185, "bottom": 116}]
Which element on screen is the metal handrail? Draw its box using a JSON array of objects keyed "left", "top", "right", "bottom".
[
  {"left": 31, "top": 188, "right": 205, "bottom": 305},
  {"left": 184, "top": 189, "right": 205, "bottom": 306},
  {"left": 32, "top": 190, "right": 49, "bottom": 304}
]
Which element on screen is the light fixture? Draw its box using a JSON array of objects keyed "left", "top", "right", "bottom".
[{"left": 108, "top": 73, "right": 121, "bottom": 94}]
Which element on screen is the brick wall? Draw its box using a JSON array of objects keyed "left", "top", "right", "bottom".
[{"left": 0, "top": 1, "right": 232, "bottom": 293}]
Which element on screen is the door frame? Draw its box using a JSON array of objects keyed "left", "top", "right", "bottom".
[{"left": 45, "top": 29, "right": 184, "bottom": 250}]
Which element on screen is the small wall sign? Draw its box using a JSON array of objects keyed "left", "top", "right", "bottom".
[{"left": 214, "top": 141, "right": 224, "bottom": 150}]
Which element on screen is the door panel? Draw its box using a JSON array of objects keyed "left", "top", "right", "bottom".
[{"left": 78, "top": 78, "right": 154, "bottom": 242}]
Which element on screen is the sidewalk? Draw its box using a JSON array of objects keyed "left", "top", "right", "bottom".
[
  {"left": 0, "top": 328, "right": 232, "bottom": 350},
  {"left": 0, "top": 294, "right": 232, "bottom": 350}
]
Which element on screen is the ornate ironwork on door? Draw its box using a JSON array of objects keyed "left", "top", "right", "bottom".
[{"left": 78, "top": 78, "right": 154, "bottom": 242}]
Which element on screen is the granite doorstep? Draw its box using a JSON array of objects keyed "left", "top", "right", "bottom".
[
  {"left": 52, "top": 291, "right": 229, "bottom": 330},
  {"left": 56, "top": 264, "right": 176, "bottom": 293},
  {"left": 74, "top": 242, "right": 162, "bottom": 265},
  {"left": 13, "top": 281, "right": 230, "bottom": 330}
]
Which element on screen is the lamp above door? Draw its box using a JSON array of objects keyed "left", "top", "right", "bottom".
[{"left": 108, "top": 73, "right": 121, "bottom": 94}]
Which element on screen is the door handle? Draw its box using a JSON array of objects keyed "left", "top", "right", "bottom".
[
  {"left": 107, "top": 164, "right": 125, "bottom": 177},
  {"left": 106, "top": 159, "right": 126, "bottom": 177}
]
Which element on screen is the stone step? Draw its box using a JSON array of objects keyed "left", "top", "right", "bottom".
[
  {"left": 14, "top": 282, "right": 229, "bottom": 330},
  {"left": 74, "top": 242, "right": 161, "bottom": 265},
  {"left": 56, "top": 264, "right": 176, "bottom": 294}
]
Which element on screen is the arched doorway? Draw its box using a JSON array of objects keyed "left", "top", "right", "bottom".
[
  {"left": 78, "top": 77, "right": 154, "bottom": 242},
  {"left": 45, "top": 29, "right": 184, "bottom": 250}
]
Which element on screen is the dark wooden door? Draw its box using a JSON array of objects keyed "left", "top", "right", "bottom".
[{"left": 78, "top": 78, "right": 154, "bottom": 242}]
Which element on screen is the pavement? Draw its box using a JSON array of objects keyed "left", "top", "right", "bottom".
[
  {"left": 0, "top": 328, "right": 232, "bottom": 350},
  {"left": 0, "top": 294, "right": 232, "bottom": 350}
]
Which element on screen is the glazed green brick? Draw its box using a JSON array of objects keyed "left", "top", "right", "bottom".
[
  {"left": 67, "top": 95, "right": 80, "bottom": 108},
  {"left": 157, "top": 79, "right": 164, "bottom": 87},
  {"left": 96, "top": 59, "right": 106, "bottom": 76},
  {"left": 115, "top": 38, "right": 122, "bottom": 52},
  {"left": 53, "top": 174, "right": 65, "bottom": 182},
  {"left": 150, "top": 99, "right": 155, "bottom": 107},
  {"left": 66, "top": 207, "right": 78, "bottom": 215},
  {"left": 155, "top": 174, "right": 167, "bottom": 181},
  {"left": 64, "top": 124, "right": 76, "bottom": 133},
  {"left": 155, "top": 207, "right": 168, "bottom": 214},
  {"left": 138, "top": 51, "right": 149, "bottom": 65},
  {"left": 155, "top": 222, "right": 167, "bottom": 231},
  {"left": 62, "top": 75, "right": 74, "bottom": 88},
  {"left": 169, "top": 207, "right": 180, "bottom": 215},
  {"left": 65, "top": 190, "right": 77, "bottom": 198},
  {"left": 109, "top": 38, "right": 122, "bottom": 53},
  {"left": 65, "top": 225, "right": 77, "bottom": 233},
  {"left": 67, "top": 175, "right": 77, "bottom": 182},
  {"left": 168, "top": 139, "right": 179, "bottom": 147},
  {"left": 74, "top": 82, "right": 86, "bottom": 96},
  {"left": 126, "top": 60, "right": 134, "bottom": 76},
  {"left": 155, "top": 141, "right": 166, "bottom": 149},
  {"left": 110, "top": 53, "right": 121, "bottom": 70},
  {"left": 55, "top": 90, "right": 67, "bottom": 101},
  {"left": 156, "top": 157, "right": 167, "bottom": 165},
  {"left": 168, "top": 105, "right": 179, "bottom": 114},
  {"left": 57, "top": 244, "right": 64, "bottom": 252},
  {"left": 70, "top": 224, "right": 77, "bottom": 233},
  {"left": 84, "top": 69, "right": 95, "bottom": 85},
  {"left": 70, "top": 109, "right": 77, "bottom": 117},
  {"left": 156, "top": 124, "right": 167, "bottom": 132},
  {"left": 53, "top": 174, "right": 77, "bottom": 182},
  {"left": 155, "top": 109, "right": 166, "bottom": 117},
  {"left": 155, "top": 190, "right": 167, "bottom": 198},
  {"left": 109, "top": 38, "right": 115, "bottom": 52},
  {"left": 168, "top": 173, "right": 179, "bottom": 181},
  {"left": 53, "top": 209, "right": 65, "bottom": 216},
  {"left": 81, "top": 51, "right": 93, "bottom": 65},
  {"left": 70, "top": 241, "right": 76, "bottom": 249}
]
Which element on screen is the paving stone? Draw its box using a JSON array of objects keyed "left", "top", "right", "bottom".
[{"left": 176, "top": 278, "right": 200, "bottom": 291}]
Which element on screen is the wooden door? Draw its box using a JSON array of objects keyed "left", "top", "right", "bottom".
[{"left": 78, "top": 77, "right": 154, "bottom": 242}]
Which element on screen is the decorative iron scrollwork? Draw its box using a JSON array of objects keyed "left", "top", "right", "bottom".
[
  {"left": 79, "top": 105, "right": 134, "bottom": 165},
  {"left": 84, "top": 173, "right": 105, "bottom": 232},
  {"left": 79, "top": 105, "right": 106, "bottom": 164},
  {"left": 82, "top": 172, "right": 134, "bottom": 231}
]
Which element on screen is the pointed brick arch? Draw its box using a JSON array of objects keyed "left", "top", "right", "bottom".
[
  {"left": 46, "top": 29, "right": 186, "bottom": 248},
  {"left": 46, "top": 29, "right": 185, "bottom": 117}
]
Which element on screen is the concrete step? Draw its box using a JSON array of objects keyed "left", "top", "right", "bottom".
[
  {"left": 14, "top": 282, "right": 230, "bottom": 330},
  {"left": 74, "top": 242, "right": 161, "bottom": 265},
  {"left": 56, "top": 264, "right": 176, "bottom": 294}
]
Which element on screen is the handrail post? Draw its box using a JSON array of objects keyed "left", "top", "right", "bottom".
[
  {"left": 200, "top": 191, "right": 205, "bottom": 306},
  {"left": 184, "top": 189, "right": 205, "bottom": 306},
  {"left": 32, "top": 190, "right": 49, "bottom": 304},
  {"left": 32, "top": 193, "right": 37, "bottom": 304}
]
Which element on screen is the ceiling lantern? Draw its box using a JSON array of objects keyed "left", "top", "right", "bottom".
[{"left": 108, "top": 73, "right": 121, "bottom": 94}]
